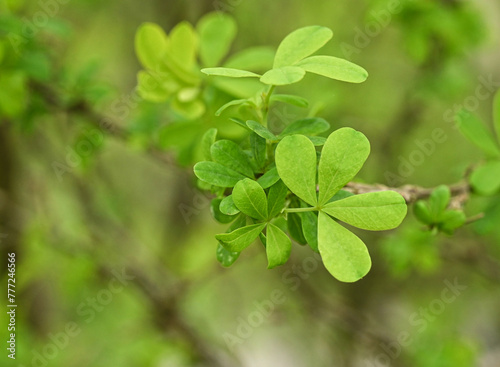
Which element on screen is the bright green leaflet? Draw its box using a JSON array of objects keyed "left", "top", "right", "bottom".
[
  {"left": 211, "top": 140, "right": 254, "bottom": 178},
  {"left": 216, "top": 223, "right": 266, "bottom": 252},
  {"left": 270, "top": 94, "right": 309, "bottom": 108},
  {"left": 201, "top": 128, "right": 217, "bottom": 161},
  {"left": 296, "top": 56, "right": 368, "bottom": 83},
  {"left": 211, "top": 198, "right": 237, "bottom": 224},
  {"left": 246, "top": 120, "right": 278, "bottom": 140},
  {"left": 266, "top": 223, "right": 292, "bottom": 269},
  {"left": 456, "top": 110, "right": 500, "bottom": 158},
  {"left": 216, "top": 243, "right": 240, "bottom": 267},
  {"left": 197, "top": 12, "right": 236, "bottom": 67},
  {"left": 167, "top": 22, "right": 198, "bottom": 71},
  {"left": 275, "top": 135, "right": 318, "bottom": 206},
  {"left": 273, "top": 25, "right": 333, "bottom": 68},
  {"left": 318, "top": 212, "right": 371, "bottom": 283},
  {"left": 280, "top": 117, "right": 330, "bottom": 137},
  {"left": 194, "top": 161, "right": 246, "bottom": 187},
  {"left": 414, "top": 201, "right": 433, "bottom": 225},
  {"left": 232, "top": 179, "right": 268, "bottom": 220},
  {"left": 135, "top": 22, "right": 168, "bottom": 69},
  {"left": 257, "top": 167, "right": 280, "bottom": 189},
  {"left": 322, "top": 191, "right": 407, "bottom": 231},
  {"left": 220, "top": 195, "right": 240, "bottom": 216},
  {"left": 439, "top": 211, "right": 466, "bottom": 235},
  {"left": 318, "top": 127, "right": 370, "bottom": 206},
  {"left": 260, "top": 66, "right": 305, "bottom": 86},
  {"left": 428, "top": 185, "right": 451, "bottom": 219},
  {"left": 470, "top": 161, "right": 500, "bottom": 195},
  {"left": 201, "top": 67, "right": 261, "bottom": 78},
  {"left": 267, "top": 180, "right": 288, "bottom": 218}
]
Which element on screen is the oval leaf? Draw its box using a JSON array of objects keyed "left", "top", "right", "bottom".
[
  {"left": 296, "top": 56, "right": 368, "bottom": 83},
  {"left": 260, "top": 66, "right": 305, "bottom": 86},
  {"left": 318, "top": 128, "right": 370, "bottom": 206},
  {"left": 197, "top": 12, "right": 236, "bottom": 67},
  {"left": 280, "top": 117, "right": 330, "bottom": 137},
  {"left": 470, "top": 160, "right": 500, "bottom": 195},
  {"left": 322, "top": 191, "right": 407, "bottom": 230},
  {"left": 246, "top": 120, "right": 278, "bottom": 140},
  {"left": 267, "top": 180, "right": 288, "bottom": 218},
  {"left": 232, "top": 178, "right": 268, "bottom": 220},
  {"left": 266, "top": 223, "right": 292, "bottom": 269},
  {"left": 211, "top": 140, "right": 254, "bottom": 178},
  {"left": 220, "top": 195, "right": 240, "bottom": 215},
  {"left": 276, "top": 135, "right": 318, "bottom": 206},
  {"left": 216, "top": 223, "right": 266, "bottom": 252},
  {"left": 135, "top": 23, "right": 168, "bottom": 69},
  {"left": 257, "top": 167, "right": 280, "bottom": 189},
  {"left": 211, "top": 198, "right": 238, "bottom": 224},
  {"left": 201, "top": 128, "right": 217, "bottom": 161},
  {"left": 216, "top": 243, "right": 240, "bottom": 267},
  {"left": 273, "top": 26, "right": 333, "bottom": 68},
  {"left": 194, "top": 161, "right": 246, "bottom": 187},
  {"left": 318, "top": 212, "right": 371, "bottom": 282}
]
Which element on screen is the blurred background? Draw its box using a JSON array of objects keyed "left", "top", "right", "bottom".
[{"left": 1, "top": 0, "right": 500, "bottom": 366}]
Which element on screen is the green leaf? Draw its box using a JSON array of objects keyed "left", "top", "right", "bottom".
[
  {"left": 260, "top": 66, "right": 305, "bottom": 86},
  {"left": 250, "top": 133, "right": 267, "bottom": 171},
  {"left": 232, "top": 178, "right": 268, "bottom": 220},
  {"left": 494, "top": 90, "right": 500, "bottom": 142},
  {"left": 428, "top": 185, "right": 451, "bottom": 219},
  {"left": 194, "top": 162, "right": 246, "bottom": 187},
  {"left": 201, "top": 128, "right": 217, "bottom": 161},
  {"left": 246, "top": 120, "right": 278, "bottom": 140},
  {"left": 220, "top": 195, "right": 240, "bottom": 215},
  {"left": 280, "top": 117, "right": 330, "bottom": 137},
  {"left": 0, "top": 71, "right": 27, "bottom": 118},
  {"left": 216, "top": 223, "right": 266, "bottom": 252},
  {"left": 318, "top": 128, "right": 370, "bottom": 206},
  {"left": 318, "top": 212, "right": 371, "bottom": 282},
  {"left": 322, "top": 191, "right": 407, "bottom": 230},
  {"left": 136, "top": 70, "right": 176, "bottom": 102},
  {"left": 270, "top": 94, "right": 309, "bottom": 108},
  {"left": 229, "top": 117, "right": 251, "bottom": 131},
  {"left": 456, "top": 110, "right": 500, "bottom": 158},
  {"left": 224, "top": 46, "right": 275, "bottom": 71},
  {"left": 287, "top": 212, "right": 307, "bottom": 245},
  {"left": 257, "top": 167, "right": 280, "bottom": 189},
  {"left": 276, "top": 135, "right": 318, "bottom": 206},
  {"left": 470, "top": 160, "right": 500, "bottom": 195},
  {"left": 211, "top": 140, "right": 254, "bottom": 178},
  {"left": 300, "top": 210, "right": 319, "bottom": 252},
  {"left": 439, "top": 210, "right": 466, "bottom": 235},
  {"left": 307, "top": 136, "right": 327, "bottom": 146},
  {"left": 167, "top": 21, "right": 198, "bottom": 71},
  {"left": 197, "top": 12, "right": 236, "bottom": 67},
  {"left": 135, "top": 22, "right": 169, "bottom": 69},
  {"left": 202, "top": 67, "right": 261, "bottom": 78},
  {"left": 215, "top": 99, "right": 251, "bottom": 116},
  {"left": 267, "top": 180, "right": 288, "bottom": 218},
  {"left": 296, "top": 56, "right": 368, "bottom": 83},
  {"left": 326, "top": 189, "right": 354, "bottom": 203},
  {"left": 266, "top": 223, "right": 292, "bottom": 269},
  {"left": 211, "top": 198, "right": 237, "bottom": 223},
  {"left": 273, "top": 25, "right": 333, "bottom": 68},
  {"left": 216, "top": 243, "right": 240, "bottom": 267},
  {"left": 413, "top": 201, "right": 433, "bottom": 225}
]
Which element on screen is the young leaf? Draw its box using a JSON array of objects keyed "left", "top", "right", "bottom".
[
  {"left": 250, "top": 132, "right": 267, "bottom": 171},
  {"left": 211, "top": 140, "right": 255, "bottom": 178},
  {"left": 413, "top": 201, "right": 433, "bottom": 225},
  {"left": 322, "top": 191, "right": 407, "bottom": 230},
  {"left": 267, "top": 180, "right": 288, "bottom": 218},
  {"left": 470, "top": 160, "right": 500, "bottom": 195},
  {"left": 456, "top": 110, "right": 500, "bottom": 158},
  {"left": 224, "top": 46, "right": 275, "bottom": 71},
  {"left": 229, "top": 117, "right": 251, "bottom": 131},
  {"left": 201, "top": 128, "right": 217, "bottom": 161},
  {"left": 211, "top": 198, "right": 237, "bottom": 224},
  {"left": 318, "top": 212, "right": 371, "bottom": 283},
  {"left": 280, "top": 117, "right": 330, "bottom": 137},
  {"left": 167, "top": 21, "right": 198, "bottom": 71},
  {"left": 318, "top": 128, "right": 370, "bottom": 206},
  {"left": 215, "top": 99, "right": 250, "bottom": 116},
  {"left": 220, "top": 195, "right": 240, "bottom": 215},
  {"left": 194, "top": 161, "right": 246, "bottom": 187},
  {"left": 197, "top": 12, "right": 236, "bottom": 67},
  {"left": 246, "top": 120, "right": 278, "bottom": 140},
  {"left": 276, "top": 135, "right": 318, "bottom": 206},
  {"left": 216, "top": 223, "right": 266, "bottom": 252},
  {"left": 300, "top": 210, "right": 319, "bottom": 252},
  {"left": 270, "top": 94, "right": 309, "bottom": 108},
  {"left": 296, "top": 56, "right": 368, "bottom": 83},
  {"left": 216, "top": 243, "right": 240, "bottom": 267},
  {"left": 266, "top": 223, "right": 292, "bottom": 269},
  {"left": 260, "top": 66, "right": 306, "bottom": 86},
  {"left": 273, "top": 26, "right": 333, "bottom": 68},
  {"left": 439, "top": 210, "right": 466, "bottom": 235},
  {"left": 257, "top": 167, "right": 280, "bottom": 189},
  {"left": 201, "top": 67, "right": 261, "bottom": 78},
  {"left": 232, "top": 178, "right": 268, "bottom": 220},
  {"left": 428, "top": 185, "right": 451, "bottom": 219},
  {"left": 135, "top": 23, "right": 168, "bottom": 69}
]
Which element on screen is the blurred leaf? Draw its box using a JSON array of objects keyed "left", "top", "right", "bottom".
[
  {"left": 273, "top": 25, "right": 333, "bottom": 68},
  {"left": 224, "top": 46, "right": 275, "bottom": 71},
  {"left": 260, "top": 66, "right": 305, "bottom": 86},
  {"left": 0, "top": 70, "right": 27, "bottom": 118},
  {"left": 428, "top": 185, "right": 451, "bottom": 219},
  {"left": 220, "top": 195, "right": 240, "bottom": 215},
  {"left": 201, "top": 128, "right": 217, "bottom": 161},
  {"left": 216, "top": 223, "right": 266, "bottom": 252},
  {"left": 211, "top": 198, "right": 237, "bottom": 223},
  {"left": 246, "top": 120, "right": 277, "bottom": 140},
  {"left": 232, "top": 178, "right": 268, "bottom": 220},
  {"left": 297, "top": 56, "right": 368, "bottom": 83},
  {"left": 197, "top": 12, "right": 236, "bottom": 67},
  {"left": 280, "top": 117, "right": 330, "bottom": 137},
  {"left": 211, "top": 139, "right": 254, "bottom": 178},
  {"left": 215, "top": 99, "right": 250, "bottom": 116},
  {"left": 216, "top": 243, "right": 240, "bottom": 267},
  {"left": 414, "top": 201, "right": 433, "bottom": 225},
  {"left": 456, "top": 110, "right": 500, "bottom": 158},
  {"left": 276, "top": 134, "right": 318, "bottom": 206},
  {"left": 168, "top": 21, "right": 198, "bottom": 71},
  {"left": 270, "top": 94, "right": 309, "bottom": 108},
  {"left": 257, "top": 167, "right": 280, "bottom": 189},
  {"left": 135, "top": 22, "right": 168, "bottom": 69},
  {"left": 202, "top": 67, "right": 261, "bottom": 78},
  {"left": 470, "top": 160, "right": 500, "bottom": 195},
  {"left": 194, "top": 161, "right": 246, "bottom": 187},
  {"left": 439, "top": 210, "right": 466, "bottom": 235},
  {"left": 137, "top": 71, "right": 176, "bottom": 102},
  {"left": 266, "top": 223, "right": 291, "bottom": 268},
  {"left": 318, "top": 212, "right": 371, "bottom": 282},
  {"left": 267, "top": 180, "right": 288, "bottom": 218}
]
